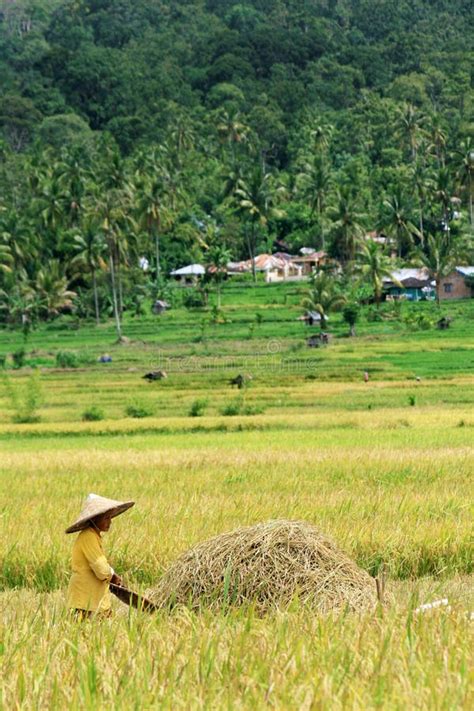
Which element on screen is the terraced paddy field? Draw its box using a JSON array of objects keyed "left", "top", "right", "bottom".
[{"left": 1, "top": 288, "right": 473, "bottom": 709}]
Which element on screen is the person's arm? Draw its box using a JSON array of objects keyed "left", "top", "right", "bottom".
[{"left": 80, "top": 530, "right": 114, "bottom": 582}]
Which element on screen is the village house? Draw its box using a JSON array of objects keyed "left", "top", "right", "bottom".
[
  {"left": 289, "top": 250, "right": 327, "bottom": 276},
  {"left": 169, "top": 264, "right": 205, "bottom": 284},
  {"left": 439, "top": 267, "right": 474, "bottom": 300},
  {"left": 382, "top": 268, "right": 434, "bottom": 301}
]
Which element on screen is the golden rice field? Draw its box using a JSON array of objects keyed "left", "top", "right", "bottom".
[{"left": 1, "top": 329, "right": 473, "bottom": 708}]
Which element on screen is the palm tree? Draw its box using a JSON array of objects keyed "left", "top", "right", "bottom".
[
  {"left": 232, "top": 166, "right": 285, "bottom": 281},
  {"left": 204, "top": 241, "right": 232, "bottom": 309},
  {"left": 410, "top": 160, "right": 434, "bottom": 243},
  {"left": 427, "top": 114, "right": 447, "bottom": 168},
  {"left": 357, "top": 240, "right": 400, "bottom": 307},
  {"left": 327, "top": 187, "right": 365, "bottom": 264},
  {"left": 454, "top": 139, "right": 474, "bottom": 227},
  {"left": 434, "top": 167, "right": 456, "bottom": 228},
  {"left": 93, "top": 188, "right": 134, "bottom": 340},
  {"left": 309, "top": 122, "right": 334, "bottom": 155},
  {"left": 135, "top": 174, "right": 173, "bottom": 285},
  {"left": 0, "top": 243, "right": 12, "bottom": 275},
  {"left": 415, "top": 231, "right": 460, "bottom": 305},
  {"left": 301, "top": 271, "right": 346, "bottom": 330},
  {"left": 379, "top": 187, "right": 420, "bottom": 257},
  {"left": 71, "top": 221, "right": 106, "bottom": 324},
  {"left": 56, "top": 149, "right": 89, "bottom": 227},
  {"left": 35, "top": 260, "right": 76, "bottom": 320},
  {"left": 395, "top": 103, "right": 426, "bottom": 163},
  {"left": 297, "top": 155, "right": 332, "bottom": 248},
  {"left": 217, "top": 110, "right": 249, "bottom": 165},
  {"left": 0, "top": 210, "right": 37, "bottom": 272}
]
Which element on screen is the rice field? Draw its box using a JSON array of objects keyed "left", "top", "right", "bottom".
[{"left": 1, "top": 294, "right": 473, "bottom": 709}]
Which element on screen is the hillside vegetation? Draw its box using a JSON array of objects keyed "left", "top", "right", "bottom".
[{"left": 1, "top": 1, "right": 473, "bottom": 334}]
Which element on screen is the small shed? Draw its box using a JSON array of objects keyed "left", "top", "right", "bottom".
[
  {"left": 297, "top": 310, "right": 324, "bottom": 326},
  {"left": 170, "top": 264, "right": 205, "bottom": 285},
  {"left": 152, "top": 300, "right": 170, "bottom": 315}
]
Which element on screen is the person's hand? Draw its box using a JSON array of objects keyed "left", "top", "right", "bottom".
[{"left": 111, "top": 572, "right": 123, "bottom": 586}]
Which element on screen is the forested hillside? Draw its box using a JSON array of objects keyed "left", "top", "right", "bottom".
[{"left": 0, "top": 0, "right": 473, "bottom": 328}]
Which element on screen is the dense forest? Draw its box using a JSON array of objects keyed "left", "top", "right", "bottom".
[{"left": 0, "top": 0, "right": 473, "bottom": 329}]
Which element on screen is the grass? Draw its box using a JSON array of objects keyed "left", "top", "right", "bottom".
[{"left": 0, "top": 290, "right": 473, "bottom": 708}]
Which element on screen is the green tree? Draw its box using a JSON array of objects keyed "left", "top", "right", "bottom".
[
  {"left": 204, "top": 240, "right": 232, "bottom": 309},
  {"left": 71, "top": 221, "right": 106, "bottom": 324},
  {"left": 328, "top": 188, "right": 365, "bottom": 264},
  {"left": 415, "top": 232, "right": 460, "bottom": 306},
  {"left": 356, "top": 240, "right": 400, "bottom": 307},
  {"left": 454, "top": 139, "right": 474, "bottom": 227},
  {"left": 379, "top": 187, "right": 420, "bottom": 257},
  {"left": 301, "top": 271, "right": 346, "bottom": 330},
  {"left": 232, "top": 166, "right": 285, "bottom": 281}
]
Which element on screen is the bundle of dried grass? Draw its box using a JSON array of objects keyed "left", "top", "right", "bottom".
[{"left": 149, "top": 520, "right": 377, "bottom": 613}]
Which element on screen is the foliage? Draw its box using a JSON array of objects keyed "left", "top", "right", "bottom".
[
  {"left": 302, "top": 272, "right": 346, "bottom": 329},
  {"left": 55, "top": 350, "right": 80, "bottom": 368},
  {"left": 189, "top": 398, "right": 209, "bottom": 417},
  {"left": 2, "top": 370, "right": 43, "bottom": 423},
  {"left": 125, "top": 401, "right": 154, "bottom": 418},
  {"left": 342, "top": 303, "right": 360, "bottom": 336},
  {"left": 81, "top": 405, "right": 105, "bottom": 422},
  {"left": 12, "top": 348, "right": 26, "bottom": 369}
]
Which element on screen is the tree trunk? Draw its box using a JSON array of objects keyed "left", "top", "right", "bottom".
[
  {"left": 155, "top": 231, "right": 160, "bottom": 283},
  {"left": 217, "top": 281, "right": 222, "bottom": 309},
  {"left": 375, "top": 286, "right": 381, "bottom": 309},
  {"left": 246, "top": 222, "right": 257, "bottom": 283},
  {"left": 419, "top": 206, "right": 424, "bottom": 245},
  {"left": 350, "top": 324, "right": 356, "bottom": 337},
  {"left": 469, "top": 173, "right": 473, "bottom": 227},
  {"left": 109, "top": 250, "right": 122, "bottom": 340},
  {"left": 117, "top": 261, "right": 123, "bottom": 316},
  {"left": 92, "top": 268, "right": 100, "bottom": 325},
  {"left": 435, "top": 275, "right": 440, "bottom": 307}
]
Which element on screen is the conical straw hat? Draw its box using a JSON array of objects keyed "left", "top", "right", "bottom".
[{"left": 65, "top": 493, "right": 134, "bottom": 534}]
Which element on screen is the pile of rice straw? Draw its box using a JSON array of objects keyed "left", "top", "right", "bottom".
[{"left": 149, "top": 520, "right": 377, "bottom": 613}]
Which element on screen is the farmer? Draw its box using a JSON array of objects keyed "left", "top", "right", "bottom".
[{"left": 65, "top": 493, "right": 134, "bottom": 618}]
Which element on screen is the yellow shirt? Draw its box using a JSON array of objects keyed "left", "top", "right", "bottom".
[{"left": 67, "top": 527, "right": 113, "bottom": 612}]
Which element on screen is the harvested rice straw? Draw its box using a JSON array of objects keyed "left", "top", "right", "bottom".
[{"left": 150, "top": 520, "right": 378, "bottom": 613}]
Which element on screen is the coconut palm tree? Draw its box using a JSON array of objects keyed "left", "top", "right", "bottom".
[
  {"left": 232, "top": 166, "right": 285, "bottom": 281},
  {"left": 327, "top": 187, "right": 365, "bottom": 264},
  {"left": 71, "top": 220, "right": 106, "bottom": 324},
  {"left": 135, "top": 174, "right": 173, "bottom": 285},
  {"left": 395, "top": 103, "right": 427, "bottom": 163},
  {"left": 204, "top": 240, "right": 232, "bottom": 309},
  {"left": 427, "top": 114, "right": 448, "bottom": 168},
  {"left": 379, "top": 187, "right": 420, "bottom": 257},
  {"left": 415, "top": 231, "right": 460, "bottom": 306},
  {"left": 217, "top": 110, "right": 249, "bottom": 165},
  {"left": 356, "top": 240, "right": 400, "bottom": 307},
  {"left": 454, "top": 138, "right": 474, "bottom": 227},
  {"left": 35, "top": 260, "right": 76, "bottom": 320},
  {"left": 297, "top": 155, "right": 332, "bottom": 248},
  {"left": 301, "top": 271, "right": 346, "bottom": 330}
]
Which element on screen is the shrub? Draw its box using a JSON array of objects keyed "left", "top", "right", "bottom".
[
  {"left": 189, "top": 398, "right": 208, "bottom": 417},
  {"left": 56, "top": 350, "right": 80, "bottom": 368},
  {"left": 408, "top": 395, "right": 416, "bottom": 407},
  {"left": 125, "top": 402, "right": 154, "bottom": 418},
  {"left": 82, "top": 406, "right": 105, "bottom": 422},
  {"left": 221, "top": 397, "right": 265, "bottom": 416},
  {"left": 12, "top": 349, "right": 26, "bottom": 369},
  {"left": 183, "top": 289, "right": 207, "bottom": 309},
  {"left": 221, "top": 397, "right": 243, "bottom": 416},
  {"left": 2, "top": 370, "right": 43, "bottom": 423},
  {"left": 0, "top": 355, "right": 6, "bottom": 369}
]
